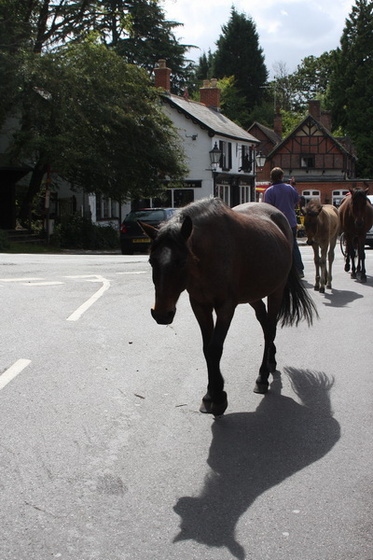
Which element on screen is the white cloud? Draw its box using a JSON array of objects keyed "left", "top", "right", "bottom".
[{"left": 161, "top": 0, "right": 354, "bottom": 75}]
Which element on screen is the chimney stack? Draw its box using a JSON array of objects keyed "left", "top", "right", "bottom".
[
  {"left": 154, "top": 59, "right": 171, "bottom": 92},
  {"left": 199, "top": 79, "right": 220, "bottom": 109},
  {"left": 308, "top": 100, "right": 321, "bottom": 120}
]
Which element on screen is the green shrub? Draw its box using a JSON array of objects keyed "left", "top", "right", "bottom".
[{"left": 52, "top": 215, "right": 119, "bottom": 250}]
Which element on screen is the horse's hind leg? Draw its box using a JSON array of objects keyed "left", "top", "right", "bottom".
[
  {"left": 327, "top": 236, "right": 337, "bottom": 289},
  {"left": 250, "top": 300, "right": 277, "bottom": 394},
  {"left": 357, "top": 242, "right": 367, "bottom": 282}
]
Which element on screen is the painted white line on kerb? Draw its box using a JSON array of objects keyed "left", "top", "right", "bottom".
[
  {"left": 66, "top": 276, "right": 110, "bottom": 322},
  {"left": 0, "top": 359, "right": 31, "bottom": 391}
]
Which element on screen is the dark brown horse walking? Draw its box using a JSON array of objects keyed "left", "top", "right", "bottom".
[
  {"left": 303, "top": 199, "right": 339, "bottom": 293},
  {"left": 142, "top": 198, "right": 317, "bottom": 416},
  {"left": 338, "top": 188, "right": 373, "bottom": 282}
]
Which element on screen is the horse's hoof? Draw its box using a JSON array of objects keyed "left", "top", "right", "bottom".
[
  {"left": 253, "top": 380, "right": 269, "bottom": 394},
  {"left": 199, "top": 393, "right": 228, "bottom": 416},
  {"left": 319, "top": 286, "right": 325, "bottom": 294},
  {"left": 314, "top": 285, "right": 320, "bottom": 291},
  {"left": 351, "top": 272, "right": 357, "bottom": 279},
  {"left": 345, "top": 264, "right": 350, "bottom": 272}
]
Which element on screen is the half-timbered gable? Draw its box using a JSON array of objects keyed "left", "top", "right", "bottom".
[
  {"left": 252, "top": 100, "right": 372, "bottom": 204},
  {"left": 269, "top": 115, "right": 355, "bottom": 180}
]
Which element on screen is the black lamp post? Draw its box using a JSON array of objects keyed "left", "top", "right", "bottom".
[{"left": 209, "top": 142, "right": 222, "bottom": 197}]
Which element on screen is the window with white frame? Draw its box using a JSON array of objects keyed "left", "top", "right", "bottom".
[
  {"left": 217, "top": 184, "right": 230, "bottom": 205},
  {"left": 332, "top": 189, "right": 349, "bottom": 207},
  {"left": 302, "top": 190, "right": 320, "bottom": 203},
  {"left": 219, "top": 140, "right": 232, "bottom": 171},
  {"left": 239, "top": 185, "right": 251, "bottom": 204}
]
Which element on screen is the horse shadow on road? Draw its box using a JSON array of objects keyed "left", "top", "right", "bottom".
[{"left": 173, "top": 369, "right": 340, "bottom": 559}]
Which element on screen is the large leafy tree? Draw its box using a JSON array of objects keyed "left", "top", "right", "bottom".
[
  {"left": 327, "top": 0, "right": 373, "bottom": 176},
  {"left": 212, "top": 8, "right": 268, "bottom": 115},
  {"left": 9, "top": 41, "right": 186, "bottom": 223}
]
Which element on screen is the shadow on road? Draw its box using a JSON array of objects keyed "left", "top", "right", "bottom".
[{"left": 173, "top": 369, "right": 340, "bottom": 559}]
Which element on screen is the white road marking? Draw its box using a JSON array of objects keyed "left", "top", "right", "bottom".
[
  {"left": 116, "top": 271, "right": 147, "bottom": 275},
  {"left": 0, "top": 359, "right": 31, "bottom": 391},
  {"left": 66, "top": 275, "right": 110, "bottom": 321},
  {"left": 24, "top": 281, "right": 64, "bottom": 286},
  {"left": 0, "top": 277, "right": 43, "bottom": 282}
]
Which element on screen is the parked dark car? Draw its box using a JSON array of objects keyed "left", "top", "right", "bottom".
[{"left": 120, "top": 208, "right": 177, "bottom": 254}]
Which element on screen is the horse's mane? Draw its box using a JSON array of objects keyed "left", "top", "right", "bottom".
[
  {"left": 156, "top": 197, "right": 228, "bottom": 243},
  {"left": 305, "top": 198, "right": 322, "bottom": 216}
]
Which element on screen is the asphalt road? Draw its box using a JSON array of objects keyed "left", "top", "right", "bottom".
[{"left": 0, "top": 246, "right": 372, "bottom": 560}]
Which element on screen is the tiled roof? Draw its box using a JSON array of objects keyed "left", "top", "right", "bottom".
[{"left": 162, "top": 93, "right": 259, "bottom": 144}]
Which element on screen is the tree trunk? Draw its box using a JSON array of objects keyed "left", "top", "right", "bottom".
[{"left": 19, "top": 161, "right": 48, "bottom": 228}]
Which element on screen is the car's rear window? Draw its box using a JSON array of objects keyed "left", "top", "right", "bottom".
[{"left": 125, "top": 210, "right": 166, "bottom": 222}]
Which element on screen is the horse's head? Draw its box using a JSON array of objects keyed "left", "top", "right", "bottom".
[
  {"left": 351, "top": 187, "right": 370, "bottom": 229},
  {"left": 304, "top": 198, "right": 322, "bottom": 245},
  {"left": 142, "top": 217, "right": 193, "bottom": 325}
]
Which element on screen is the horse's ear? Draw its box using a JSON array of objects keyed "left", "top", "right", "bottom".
[
  {"left": 180, "top": 215, "right": 193, "bottom": 241},
  {"left": 138, "top": 221, "right": 158, "bottom": 240}
]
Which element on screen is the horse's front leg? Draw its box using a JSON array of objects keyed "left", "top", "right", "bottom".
[
  {"left": 190, "top": 297, "right": 233, "bottom": 416},
  {"left": 250, "top": 299, "right": 277, "bottom": 394},
  {"left": 312, "top": 244, "right": 321, "bottom": 291}
]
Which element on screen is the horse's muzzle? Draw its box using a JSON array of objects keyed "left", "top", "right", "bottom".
[{"left": 151, "top": 308, "right": 176, "bottom": 325}]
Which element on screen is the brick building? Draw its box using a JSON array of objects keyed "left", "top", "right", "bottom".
[{"left": 248, "top": 100, "right": 373, "bottom": 205}]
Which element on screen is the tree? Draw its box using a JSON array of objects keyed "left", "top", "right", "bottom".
[
  {"left": 212, "top": 7, "right": 268, "bottom": 114},
  {"left": 8, "top": 41, "right": 186, "bottom": 224},
  {"left": 327, "top": 0, "right": 373, "bottom": 176}
]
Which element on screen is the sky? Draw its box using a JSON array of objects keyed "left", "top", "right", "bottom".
[{"left": 160, "top": 0, "right": 355, "bottom": 77}]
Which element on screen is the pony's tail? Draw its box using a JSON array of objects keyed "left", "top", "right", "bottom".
[{"left": 278, "top": 263, "right": 318, "bottom": 327}]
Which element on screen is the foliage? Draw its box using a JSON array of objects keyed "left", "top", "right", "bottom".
[
  {"left": 326, "top": 0, "right": 373, "bottom": 176},
  {"left": 217, "top": 76, "right": 250, "bottom": 128},
  {"left": 212, "top": 8, "right": 268, "bottom": 111},
  {"left": 0, "top": 229, "right": 10, "bottom": 251},
  {"left": 289, "top": 53, "right": 335, "bottom": 110},
  {"left": 52, "top": 214, "right": 119, "bottom": 250},
  {"left": 7, "top": 41, "right": 187, "bottom": 223}
]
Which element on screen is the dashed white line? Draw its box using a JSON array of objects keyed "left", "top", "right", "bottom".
[{"left": 0, "top": 359, "right": 31, "bottom": 391}]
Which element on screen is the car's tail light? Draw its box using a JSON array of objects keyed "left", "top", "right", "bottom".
[{"left": 120, "top": 224, "right": 128, "bottom": 233}]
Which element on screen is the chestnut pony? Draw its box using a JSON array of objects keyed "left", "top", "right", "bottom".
[
  {"left": 143, "top": 198, "right": 317, "bottom": 416},
  {"left": 338, "top": 188, "right": 373, "bottom": 282},
  {"left": 303, "top": 199, "right": 339, "bottom": 293}
]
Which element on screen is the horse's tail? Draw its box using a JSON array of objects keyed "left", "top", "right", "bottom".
[{"left": 278, "top": 263, "right": 318, "bottom": 327}]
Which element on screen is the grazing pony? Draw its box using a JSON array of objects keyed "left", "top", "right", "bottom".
[
  {"left": 303, "top": 199, "right": 339, "bottom": 292},
  {"left": 142, "top": 198, "right": 317, "bottom": 416},
  {"left": 338, "top": 188, "right": 373, "bottom": 282}
]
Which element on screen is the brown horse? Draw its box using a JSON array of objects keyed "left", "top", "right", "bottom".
[
  {"left": 142, "top": 198, "right": 317, "bottom": 416},
  {"left": 338, "top": 188, "right": 373, "bottom": 282},
  {"left": 303, "top": 199, "right": 339, "bottom": 293}
]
